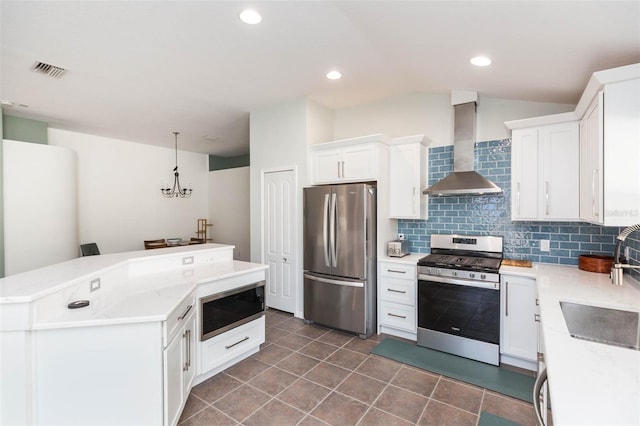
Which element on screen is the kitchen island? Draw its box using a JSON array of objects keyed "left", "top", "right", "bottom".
[
  {"left": 500, "top": 264, "right": 640, "bottom": 425},
  {"left": 0, "top": 244, "right": 268, "bottom": 425}
]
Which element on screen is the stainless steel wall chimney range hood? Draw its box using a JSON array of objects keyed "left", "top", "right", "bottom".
[{"left": 423, "top": 93, "right": 502, "bottom": 196}]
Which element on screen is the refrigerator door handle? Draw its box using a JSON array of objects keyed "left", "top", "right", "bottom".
[
  {"left": 323, "top": 194, "right": 330, "bottom": 267},
  {"left": 304, "top": 273, "right": 364, "bottom": 288},
  {"left": 330, "top": 192, "right": 337, "bottom": 267}
]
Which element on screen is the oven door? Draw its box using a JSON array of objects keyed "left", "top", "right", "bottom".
[
  {"left": 418, "top": 275, "right": 500, "bottom": 344},
  {"left": 417, "top": 274, "right": 501, "bottom": 365}
]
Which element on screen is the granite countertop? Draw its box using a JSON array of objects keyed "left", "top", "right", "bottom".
[{"left": 500, "top": 263, "right": 640, "bottom": 425}]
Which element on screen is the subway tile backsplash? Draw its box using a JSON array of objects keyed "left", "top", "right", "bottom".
[{"left": 398, "top": 140, "right": 640, "bottom": 276}]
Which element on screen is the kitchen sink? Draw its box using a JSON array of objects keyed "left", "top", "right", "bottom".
[{"left": 560, "top": 302, "right": 640, "bottom": 351}]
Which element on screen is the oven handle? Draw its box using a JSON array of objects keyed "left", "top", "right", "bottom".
[{"left": 418, "top": 274, "right": 499, "bottom": 290}]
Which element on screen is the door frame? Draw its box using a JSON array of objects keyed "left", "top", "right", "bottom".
[{"left": 260, "top": 166, "right": 301, "bottom": 317}]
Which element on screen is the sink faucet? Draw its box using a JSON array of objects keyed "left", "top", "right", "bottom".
[{"left": 611, "top": 224, "right": 640, "bottom": 285}]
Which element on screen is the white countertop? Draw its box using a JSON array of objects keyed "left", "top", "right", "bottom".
[
  {"left": 500, "top": 264, "right": 640, "bottom": 425},
  {"left": 0, "top": 244, "right": 268, "bottom": 331},
  {"left": 379, "top": 253, "right": 424, "bottom": 264},
  {"left": 0, "top": 243, "right": 233, "bottom": 303}
]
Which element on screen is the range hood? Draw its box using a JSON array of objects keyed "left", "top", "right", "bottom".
[{"left": 423, "top": 97, "right": 502, "bottom": 196}]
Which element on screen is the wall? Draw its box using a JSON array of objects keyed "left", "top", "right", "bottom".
[
  {"left": 397, "top": 140, "right": 626, "bottom": 265},
  {"left": 49, "top": 128, "right": 209, "bottom": 253},
  {"left": 3, "top": 140, "right": 78, "bottom": 275},
  {"left": 0, "top": 113, "right": 4, "bottom": 277},
  {"left": 249, "top": 98, "right": 333, "bottom": 317},
  {"left": 209, "top": 154, "right": 250, "bottom": 171},
  {"left": 208, "top": 167, "right": 250, "bottom": 261},
  {"left": 332, "top": 92, "right": 574, "bottom": 146},
  {"left": 2, "top": 115, "right": 48, "bottom": 145}
]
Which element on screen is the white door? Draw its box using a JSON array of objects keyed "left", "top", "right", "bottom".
[{"left": 263, "top": 169, "right": 297, "bottom": 313}]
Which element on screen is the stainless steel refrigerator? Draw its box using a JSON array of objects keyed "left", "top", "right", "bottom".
[{"left": 303, "top": 183, "right": 377, "bottom": 338}]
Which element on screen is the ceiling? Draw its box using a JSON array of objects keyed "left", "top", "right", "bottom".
[{"left": 1, "top": 1, "right": 639, "bottom": 156}]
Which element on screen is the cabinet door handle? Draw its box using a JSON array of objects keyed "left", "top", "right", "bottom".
[
  {"left": 545, "top": 181, "right": 550, "bottom": 216},
  {"left": 387, "top": 269, "right": 406, "bottom": 274},
  {"left": 534, "top": 314, "right": 540, "bottom": 323},
  {"left": 337, "top": 161, "right": 341, "bottom": 178},
  {"left": 187, "top": 329, "right": 191, "bottom": 368},
  {"left": 592, "top": 169, "right": 600, "bottom": 217},
  {"left": 505, "top": 281, "right": 509, "bottom": 317},
  {"left": 182, "top": 331, "right": 188, "bottom": 371},
  {"left": 517, "top": 182, "right": 521, "bottom": 216},
  {"left": 388, "top": 313, "right": 406, "bottom": 319},
  {"left": 178, "top": 304, "right": 192, "bottom": 321},
  {"left": 341, "top": 161, "right": 345, "bottom": 178},
  {"left": 387, "top": 288, "right": 406, "bottom": 294},
  {"left": 225, "top": 336, "right": 250, "bottom": 349},
  {"left": 412, "top": 186, "right": 417, "bottom": 214}
]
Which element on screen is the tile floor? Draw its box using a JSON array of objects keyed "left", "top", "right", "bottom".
[{"left": 178, "top": 309, "right": 542, "bottom": 426}]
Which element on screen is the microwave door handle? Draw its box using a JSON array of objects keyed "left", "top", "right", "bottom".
[
  {"left": 330, "top": 192, "right": 337, "bottom": 268},
  {"left": 323, "top": 194, "right": 330, "bottom": 267}
]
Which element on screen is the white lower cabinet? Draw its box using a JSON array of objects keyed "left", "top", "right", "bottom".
[
  {"left": 164, "top": 299, "right": 196, "bottom": 426},
  {"left": 500, "top": 274, "right": 537, "bottom": 370},
  {"left": 377, "top": 261, "right": 417, "bottom": 340},
  {"left": 199, "top": 316, "right": 265, "bottom": 376}
]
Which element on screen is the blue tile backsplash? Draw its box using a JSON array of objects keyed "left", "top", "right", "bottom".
[{"left": 397, "top": 140, "right": 640, "bottom": 277}]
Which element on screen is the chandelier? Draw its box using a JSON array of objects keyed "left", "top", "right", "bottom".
[{"left": 161, "top": 132, "right": 193, "bottom": 198}]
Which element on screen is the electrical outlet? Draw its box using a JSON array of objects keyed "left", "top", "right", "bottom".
[
  {"left": 398, "top": 233, "right": 405, "bottom": 241},
  {"left": 540, "top": 240, "right": 550, "bottom": 252},
  {"left": 624, "top": 247, "right": 630, "bottom": 259},
  {"left": 90, "top": 278, "right": 101, "bottom": 292},
  {"left": 182, "top": 256, "right": 194, "bottom": 265}
]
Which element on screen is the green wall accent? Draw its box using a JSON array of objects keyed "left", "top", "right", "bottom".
[
  {"left": 2, "top": 114, "right": 48, "bottom": 144},
  {"left": 0, "top": 111, "right": 4, "bottom": 277},
  {"left": 0, "top": 113, "right": 48, "bottom": 277},
  {"left": 209, "top": 154, "right": 250, "bottom": 171}
]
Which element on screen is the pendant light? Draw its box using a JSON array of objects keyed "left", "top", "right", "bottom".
[{"left": 161, "top": 132, "right": 192, "bottom": 198}]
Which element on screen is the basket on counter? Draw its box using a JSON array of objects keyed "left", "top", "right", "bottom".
[{"left": 578, "top": 254, "right": 614, "bottom": 273}]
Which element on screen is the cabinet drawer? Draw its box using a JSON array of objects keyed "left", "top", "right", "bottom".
[
  {"left": 199, "top": 316, "right": 265, "bottom": 375},
  {"left": 379, "top": 300, "right": 416, "bottom": 332},
  {"left": 379, "top": 262, "right": 416, "bottom": 280},
  {"left": 164, "top": 292, "right": 196, "bottom": 346},
  {"left": 379, "top": 277, "right": 415, "bottom": 305}
]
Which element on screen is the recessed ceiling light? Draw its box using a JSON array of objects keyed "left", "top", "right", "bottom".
[
  {"left": 239, "top": 9, "right": 262, "bottom": 25},
  {"left": 326, "top": 70, "right": 342, "bottom": 80},
  {"left": 470, "top": 56, "right": 492, "bottom": 67}
]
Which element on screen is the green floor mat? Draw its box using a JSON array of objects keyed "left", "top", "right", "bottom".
[
  {"left": 479, "top": 411, "right": 522, "bottom": 426},
  {"left": 371, "top": 338, "right": 535, "bottom": 403}
]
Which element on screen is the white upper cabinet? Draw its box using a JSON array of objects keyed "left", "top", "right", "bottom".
[
  {"left": 580, "top": 78, "right": 640, "bottom": 226},
  {"left": 579, "top": 93, "right": 604, "bottom": 223},
  {"left": 309, "top": 134, "right": 388, "bottom": 184},
  {"left": 507, "top": 64, "right": 640, "bottom": 226},
  {"left": 388, "top": 135, "right": 428, "bottom": 219},
  {"left": 511, "top": 122, "right": 580, "bottom": 221}
]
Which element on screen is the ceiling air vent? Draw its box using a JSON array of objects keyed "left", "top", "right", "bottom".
[{"left": 32, "top": 61, "right": 67, "bottom": 78}]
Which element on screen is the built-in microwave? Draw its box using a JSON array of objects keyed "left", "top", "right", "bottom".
[{"left": 200, "top": 281, "right": 265, "bottom": 341}]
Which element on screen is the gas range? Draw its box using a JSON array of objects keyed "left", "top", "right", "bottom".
[
  {"left": 416, "top": 234, "right": 504, "bottom": 365},
  {"left": 417, "top": 235, "right": 503, "bottom": 283}
]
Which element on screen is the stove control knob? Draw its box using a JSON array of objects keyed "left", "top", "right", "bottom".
[
  {"left": 480, "top": 274, "right": 487, "bottom": 280},
  {"left": 469, "top": 273, "right": 475, "bottom": 279},
  {"left": 452, "top": 271, "right": 457, "bottom": 277}
]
